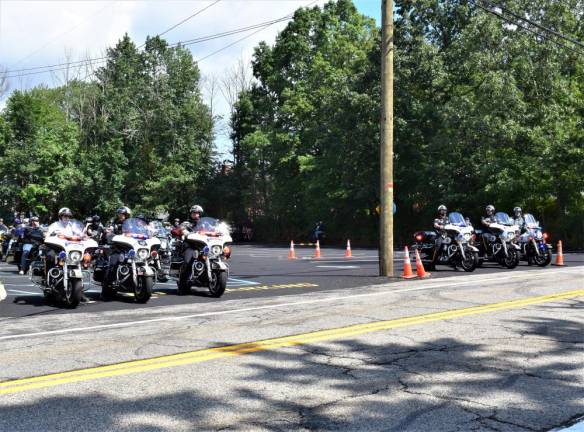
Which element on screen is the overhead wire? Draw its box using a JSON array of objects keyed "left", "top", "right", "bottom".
[
  {"left": 473, "top": 0, "right": 584, "bottom": 56},
  {"left": 2, "top": 14, "right": 298, "bottom": 79}
]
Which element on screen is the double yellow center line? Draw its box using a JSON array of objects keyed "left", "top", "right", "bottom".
[{"left": 1, "top": 288, "right": 582, "bottom": 396}]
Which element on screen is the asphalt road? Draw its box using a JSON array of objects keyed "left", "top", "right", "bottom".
[
  {"left": 1, "top": 244, "right": 582, "bottom": 318},
  {"left": 0, "top": 261, "right": 582, "bottom": 431}
]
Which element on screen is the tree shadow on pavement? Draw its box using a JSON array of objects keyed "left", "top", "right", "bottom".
[{"left": 0, "top": 315, "right": 582, "bottom": 431}]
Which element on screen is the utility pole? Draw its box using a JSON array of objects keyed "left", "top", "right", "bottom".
[{"left": 379, "top": 0, "right": 394, "bottom": 276}]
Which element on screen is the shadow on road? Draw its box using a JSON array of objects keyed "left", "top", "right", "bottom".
[{"left": 0, "top": 313, "right": 582, "bottom": 431}]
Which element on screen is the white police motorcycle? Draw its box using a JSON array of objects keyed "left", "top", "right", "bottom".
[
  {"left": 30, "top": 220, "right": 97, "bottom": 308},
  {"left": 518, "top": 213, "right": 552, "bottom": 267},
  {"left": 177, "top": 217, "right": 232, "bottom": 297},
  {"left": 95, "top": 218, "right": 157, "bottom": 303},
  {"left": 475, "top": 212, "right": 521, "bottom": 269}
]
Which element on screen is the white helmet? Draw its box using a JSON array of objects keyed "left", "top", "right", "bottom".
[
  {"left": 437, "top": 205, "right": 447, "bottom": 212},
  {"left": 513, "top": 206, "right": 522, "bottom": 214},
  {"left": 190, "top": 205, "right": 204, "bottom": 214},
  {"left": 58, "top": 207, "right": 73, "bottom": 218},
  {"left": 486, "top": 205, "right": 495, "bottom": 213}
]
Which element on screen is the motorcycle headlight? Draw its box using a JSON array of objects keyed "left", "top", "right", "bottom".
[
  {"left": 464, "top": 233, "right": 471, "bottom": 242},
  {"left": 68, "top": 250, "right": 82, "bottom": 264},
  {"left": 507, "top": 231, "right": 515, "bottom": 240},
  {"left": 211, "top": 245, "right": 223, "bottom": 256},
  {"left": 500, "top": 232, "right": 508, "bottom": 240},
  {"left": 137, "top": 248, "right": 149, "bottom": 261},
  {"left": 456, "top": 233, "right": 464, "bottom": 241},
  {"left": 535, "top": 231, "right": 542, "bottom": 240},
  {"left": 160, "top": 239, "right": 168, "bottom": 249}
]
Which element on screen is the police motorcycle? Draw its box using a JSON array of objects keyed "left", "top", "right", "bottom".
[
  {"left": 413, "top": 212, "right": 479, "bottom": 272},
  {"left": 518, "top": 213, "right": 552, "bottom": 267},
  {"left": 148, "top": 220, "right": 171, "bottom": 282},
  {"left": 30, "top": 220, "right": 97, "bottom": 308},
  {"left": 93, "top": 218, "right": 157, "bottom": 303},
  {"left": 474, "top": 212, "right": 520, "bottom": 269},
  {"left": 177, "top": 217, "right": 232, "bottom": 297}
]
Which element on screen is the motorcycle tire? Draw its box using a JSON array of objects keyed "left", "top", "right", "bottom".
[
  {"left": 461, "top": 251, "right": 478, "bottom": 272},
  {"left": 209, "top": 271, "right": 227, "bottom": 298},
  {"left": 503, "top": 249, "right": 519, "bottom": 269},
  {"left": 134, "top": 276, "right": 153, "bottom": 303},
  {"left": 534, "top": 249, "right": 552, "bottom": 267},
  {"left": 63, "top": 279, "right": 83, "bottom": 309}
]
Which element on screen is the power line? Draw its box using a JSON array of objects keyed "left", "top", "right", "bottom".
[
  {"left": 484, "top": 1, "right": 584, "bottom": 50},
  {"left": 474, "top": 1, "right": 584, "bottom": 56},
  {"left": 2, "top": 15, "right": 294, "bottom": 79},
  {"left": 137, "top": 0, "right": 221, "bottom": 48},
  {"left": 198, "top": 0, "right": 318, "bottom": 62}
]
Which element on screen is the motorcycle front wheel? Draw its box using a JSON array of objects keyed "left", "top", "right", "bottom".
[
  {"left": 134, "top": 276, "right": 153, "bottom": 303},
  {"left": 534, "top": 249, "right": 552, "bottom": 267},
  {"left": 503, "top": 249, "right": 519, "bottom": 269},
  {"left": 209, "top": 271, "right": 227, "bottom": 298},
  {"left": 63, "top": 279, "right": 83, "bottom": 309},
  {"left": 460, "top": 250, "right": 478, "bottom": 272}
]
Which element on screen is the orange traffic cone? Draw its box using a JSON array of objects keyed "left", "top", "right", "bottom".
[
  {"left": 414, "top": 249, "right": 431, "bottom": 278},
  {"left": 401, "top": 246, "right": 417, "bottom": 279},
  {"left": 314, "top": 240, "right": 322, "bottom": 259},
  {"left": 554, "top": 240, "right": 565, "bottom": 266},
  {"left": 288, "top": 241, "right": 297, "bottom": 260},
  {"left": 345, "top": 240, "right": 353, "bottom": 258}
]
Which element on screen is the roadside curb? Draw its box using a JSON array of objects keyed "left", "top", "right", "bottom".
[{"left": 0, "top": 281, "right": 6, "bottom": 302}]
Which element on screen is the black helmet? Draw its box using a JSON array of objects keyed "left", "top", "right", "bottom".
[
  {"left": 31, "top": 216, "right": 39, "bottom": 222},
  {"left": 116, "top": 206, "right": 131, "bottom": 217},
  {"left": 92, "top": 215, "right": 101, "bottom": 223},
  {"left": 58, "top": 207, "right": 73, "bottom": 218},
  {"left": 85, "top": 216, "right": 93, "bottom": 224}
]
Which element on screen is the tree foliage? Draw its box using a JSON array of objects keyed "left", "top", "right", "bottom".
[
  {"left": 227, "top": 0, "right": 584, "bottom": 247},
  {"left": 0, "top": 34, "right": 214, "bottom": 221}
]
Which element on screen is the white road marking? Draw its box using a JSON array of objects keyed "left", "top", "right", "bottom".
[
  {"left": 316, "top": 265, "right": 360, "bottom": 269},
  {"left": 7, "top": 289, "right": 37, "bottom": 295},
  {"left": 0, "top": 267, "right": 580, "bottom": 341}
]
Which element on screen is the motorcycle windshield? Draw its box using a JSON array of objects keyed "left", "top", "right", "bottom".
[
  {"left": 495, "top": 212, "right": 513, "bottom": 226},
  {"left": 148, "top": 221, "right": 167, "bottom": 237},
  {"left": 48, "top": 219, "right": 85, "bottom": 241},
  {"left": 524, "top": 214, "right": 538, "bottom": 228},
  {"left": 122, "top": 218, "right": 151, "bottom": 239},
  {"left": 194, "top": 217, "right": 230, "bottom": 236},
  {"left": 448, "top": 212, "right": 467, "bottom": 227}
]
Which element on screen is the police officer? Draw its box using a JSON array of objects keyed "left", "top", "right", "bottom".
[
  {"left": 102, "top": 206, "right": 132, "bottom": 295},
  {"left": 86, "top": 215, "right": 105, "bottom": 244},
  {"left": 19, "top": 216, "right": 44, "bottom": 275},
  {"left": 432, "top": 205, "right": 449, "bottom": 262},
  {"left": 481, "top": 205, "right": 498, "bottom": 227},
  {"left": 513, "top": 206, "right": 525, "bottom": 232}
]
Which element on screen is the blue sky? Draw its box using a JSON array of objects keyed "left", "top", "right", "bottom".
[{"left": 355, "top": 1, "right": 381, "bottom": 23}]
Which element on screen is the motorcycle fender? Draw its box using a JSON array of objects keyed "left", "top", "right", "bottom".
[
  {"left": 68, "top": 268, "right": 83, "bottom": 279},
  {"left": 138, "top": 265, "right": 154, "bottom": 277},
  {"left": 214, "top": 261, "right": 228, "bottom": 271},
  {"left": 467, "top": 245, "right": 479, "bottom": 253}
]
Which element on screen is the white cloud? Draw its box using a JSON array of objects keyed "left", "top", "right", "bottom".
[{"left": 0, "top": 0, "right": 326, "bottom": 154}]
